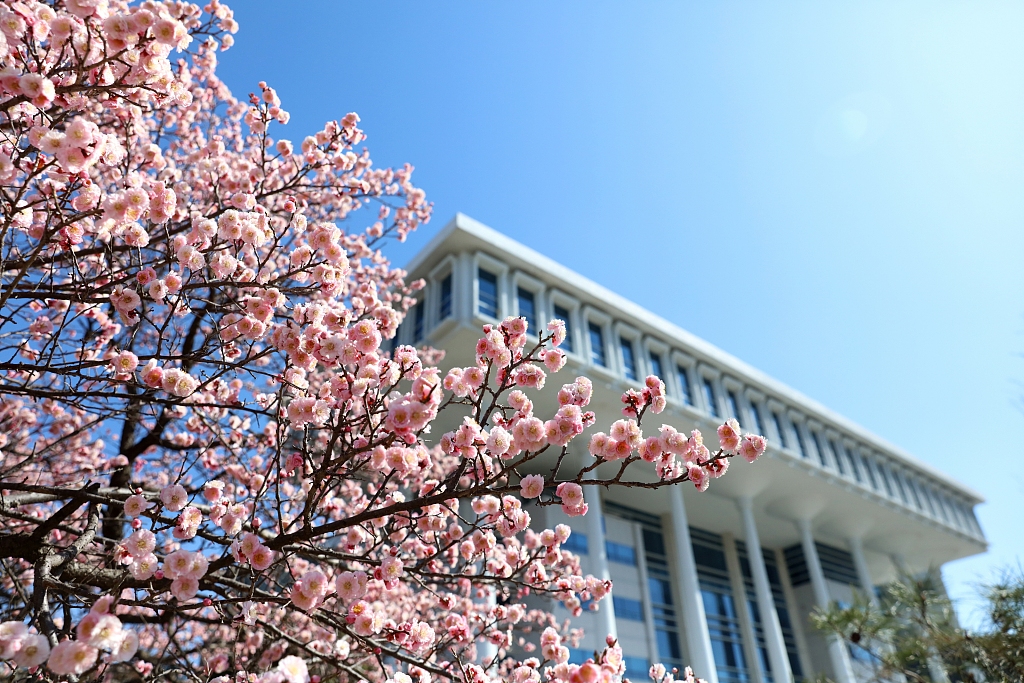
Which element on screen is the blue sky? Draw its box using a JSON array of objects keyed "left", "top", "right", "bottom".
[{"left": 217, "top": 1, "right": 1024, "bottom": 625}]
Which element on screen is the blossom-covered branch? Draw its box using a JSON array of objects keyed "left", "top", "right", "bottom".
[{"left": 0, "top": 2, "right": 765, "bottom": 683}]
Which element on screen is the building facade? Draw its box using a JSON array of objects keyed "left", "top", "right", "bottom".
[{"left": 402, "top": 214, "right": 987, "bottom": 683}]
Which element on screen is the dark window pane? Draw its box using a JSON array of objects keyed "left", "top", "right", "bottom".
[
  {"left": 703, "top": 379, "right": 719, "bottom": 417},
  {"left": 621, "top": 337, "right": 637, "bottom": 380},
  {"left": 749, "top": 402, "right": 763, "bottom": 435},
  {"left": 649, "top": 352, "right": 663, "bottom": 380},
  {"left": 439, "top": 274, "right": 453, "bottom": 320},
  {"left": 677, "top": 366, "right": 693, "bottom": 405},
  {"left": 793, "top": 424, "right": 808, "bottom": 458},
  {"left": 829, "top": 439, "right": 846, "bottom": 475},
  {"left": 612, "top": 596, "right": 644, "bottom": 621},
  {"left": 561, "top": 531, "right": 588, "bottom": 555},
  {"left": 727, "top": 390, "right": 741, "bottom": 424},
  {"left": 812, "top": 432, "right": 828, "bottom": 468},
  {"left": 553, "top": 304, "right": 573, "bottom": 353},
  {"left": 517, "top": 287, "right": 536, "bottom": 332},
  {"left": 772, "top": 412, "right": 788, "bottom": 448},
  {"left": 589, "top": 322, "right": 606, "bottom": 367},
  {"left": 413, "top": 301, "right": 425, "bottom": 343},
  {"left": 477, "top": 268, "right": 498, "bottom": 318},
  {"left": 605, "top": 541, "right": 637, "bottom": 566}
]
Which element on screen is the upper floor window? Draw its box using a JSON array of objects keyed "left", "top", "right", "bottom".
[
  {"left": 553, "top": 304, "right": 573, "bottom": 353},
  {"left": 649, "top": 351, "right": 663, "bottom": 381},
  {"left": 439, "top": 273, "right": 453, "bottom": 320},
  {"left": 749, "top": 401, "right": 764, "bottom": 436},
  {"left": 812, "top": 431, "right": 828, "bottom": 468},
  {"left": 771, "top": 412, "right": 789, "bottom": 448},
  {"left": 726, "top": 390, "right": 741, "bottom": 425},
  {"left": 412, "top": 300, "right": 425, "bottom": 343},
  {"left": 828, "top": 439, "right": 846, "bottom": 476},
  {"left": 589, "top": 322, "right": 606, "bottom": 367},
  {"left": 702, "top": 378, "right": 719, "bottom": 418},
  {"left": 620, "top": 337, "right": 637, "bottom": 380},
  {"left": 792, "top": 423, "right": 808, "bottom": 459},
  {"left": 477, "top": 268, "right": 499, "bottom": 319},
  {"left": 517, "top": 287, "right": 536, "bottom": 332},
  {"left": 605, "top": 541, "right": 637, "bottom": 566},
  {"left": 677, "top": 366, "right": 693, "bottom": 405}
]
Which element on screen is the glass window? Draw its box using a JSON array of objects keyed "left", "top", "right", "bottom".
[
  {"left": 857, "top": 451, "right": 878, "bottom": 490},
  {"left": 439, "top": 273, "right": 452, "bottom": 320},
  {"left": 477, "top": 268, "right": 498, "bottom": 318},
  {"left": 621, "top": 337, "right": 637, "bottom": 380},
  {"left": 649, "top": 351, "right": 663, "bottom": 380},
  {"left": 812, "top": 431, "right": 829, "bottom": 468},
  {"left": 623, "top": 657, "right": 651, "bottom": 682},
  {"left": 561, "top": 531, "right": 588, "bottom": 555},
  {"left": 412, "top": 300, "right": 425, "bottom": 343},
  {"left": 726, "top": 390, "right": 741, "bottom": 425},
  {"left": 792, "top": 423, "right": 808, "bottom": 459},
  {"left": 829, "top": 439, "right": 846, "bottom": 476},
  {"left": 605, "top": 541, "right": 637, "bottom": 566},
  {"left": 703, "top": 378, "right": 719, "bottom": 417},
  {"left": 677, "top": 366, "right": 693, "bottom": 405},
  {"left": 553, "top": 304, "right": 573, "bottom": 353},
  {"left": 844, "top": 444, "right": 863, "bottom": 483},
  {"left": 589, "top": 322, "right": 606, "bottom": 367},
  {"left": 749, "top": 401, "right": 764, "bottom": 436},
  {"left": 612, "top": 596, "right": 644, "bottom": 621},
  {"left": 516, "top": 286, "right": 536, "bottom": 333},
  {"left": 771, "top": 412, "right": 789, "bottom": 449}
]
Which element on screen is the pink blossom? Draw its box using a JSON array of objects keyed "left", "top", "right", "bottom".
[
  {"left": 47, "top": 640, "right": 97, "bottom": 676},
  {"left": 520, "top": 474, "right": 545, "bottom": 498},
  {"left": 717, "top": 418, "right": 742, "bottom": 453},
  {"left": 160, "top": 484, "right": 187, "bottom": 512},
  {"left": 739, "top": 434, "right": 767, "bottom": 463},
  {"left": 688, "top": 464, "right": 710, "bottom": 492},
  {"left": 277, "top": 655, "right": 310, "bottom": 683},
  {"left": 12, "top": 633, "right": 48, "bottom": 668},
  {"left": 249, "top": 545, "right": 275, "bottom": 571}
]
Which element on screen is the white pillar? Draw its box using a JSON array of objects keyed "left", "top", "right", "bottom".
[
  {"left": 848, "top": 536, "right": 876, "bottom": 604},
  {"left": 738, "top": 497, "right": 794, "bottom": 683},
  {"left": 477, "top": 584, "right": 498, "bottom": 666},
  {"left": 669, "top": 486, "right": 719, "bottom": 683},
  {"left": 633, "top": 523, "right": 661, "bottom": 667},
  {"left": 797, "top": 519, "right": 855, "bottom": 683},
  {"left": 583, "top": 474, "right": 617, "bottom": 642}
]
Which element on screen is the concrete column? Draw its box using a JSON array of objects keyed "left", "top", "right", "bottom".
[
  {"left": 583, "top": 471, "right": 617, "bottom": 642},
  {"left": 477, "top": 584, "right": 498, "bottom": 666},
  {"left": 738, "top": 497, "right": 794, "bottom": 683},
  {"left": 633, "top": 522, "right": 661, "bottom": 666},
  {"left": 797, "top": 519, "right": 855, "bottom": 683},
  {"left": 722, "top": 534, "right": 764, "bottom": 683},
  {"left": 848, "top": 536, "right": 876, "bottom": 604},
  {"left": 669, "top": 486, "right": 719, "bottom": 683}
]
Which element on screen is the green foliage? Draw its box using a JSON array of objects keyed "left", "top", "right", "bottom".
[{"left": 811, "top": 568, "right": 1024, "bottom": 683}]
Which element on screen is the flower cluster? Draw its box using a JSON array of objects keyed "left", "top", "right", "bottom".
[{"left": 0, "top": 2, "right": 764, "bottom": 682}]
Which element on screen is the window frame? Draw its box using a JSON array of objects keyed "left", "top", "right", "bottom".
[
  {"left": 472, "top": 252, "right": 508, "bottom": 322},
  {"left": 614, "top": 322, "right": 643, "bottom": 384},
  {"left": 427, "top": 255, "right": 457, "bottom": 331},
  {"left": 669, "top": 351, "right": 699, "bottom": 409},
  {"left": 697, "top": 366, "right": 723, "bottom": 418},
  {"left": 510, "top": 270, "right": 545, "bottom": 339},
  {"left": 582, "top": 307, "right": 614, "bottom": 373},
  {"left": 548, "top": 289, "right": 581, "bottom": 358}
]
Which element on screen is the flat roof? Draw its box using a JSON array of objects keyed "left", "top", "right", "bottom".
[{"left": 405, "top": 213, "right": 984, "bottom": 504}]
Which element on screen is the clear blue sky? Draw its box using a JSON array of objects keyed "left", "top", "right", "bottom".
[{"left": 218, "top": 1, "right": 1024, "bottom": 625}]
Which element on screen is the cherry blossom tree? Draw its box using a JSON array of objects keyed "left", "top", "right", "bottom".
[{"left": 0, "top": 2, "right": 767, "bottom": 682}]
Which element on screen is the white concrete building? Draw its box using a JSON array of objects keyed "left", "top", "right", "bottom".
[{"left": 402, "top": 214, "right": 987, "bottom": 683}]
